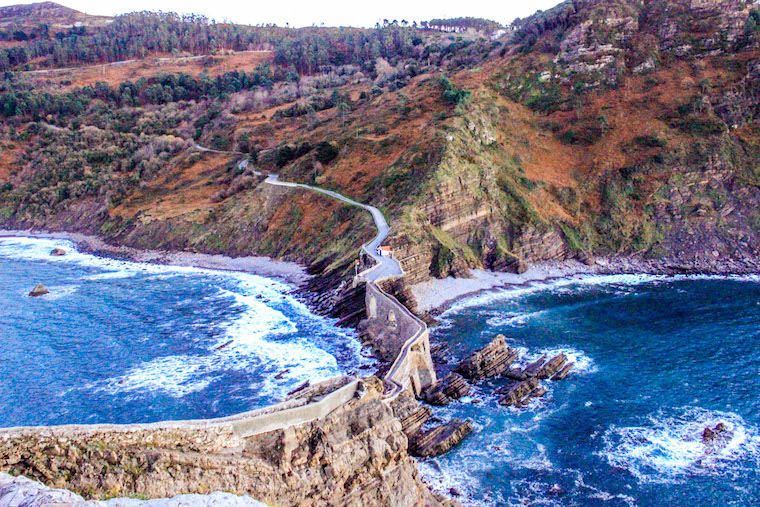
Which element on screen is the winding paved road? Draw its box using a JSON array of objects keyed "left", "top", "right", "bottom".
[{"left": 236, "top": 159, "right": 402, "bottom": 281}]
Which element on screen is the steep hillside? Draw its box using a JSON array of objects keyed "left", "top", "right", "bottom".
[{"left": 2, "top": 0, "right": 760, "bottom": 291}]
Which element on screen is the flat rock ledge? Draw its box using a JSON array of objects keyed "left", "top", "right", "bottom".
[
  {"left": 410, "top": 419, "right": 474, "bottom": 458},
  {"left": 454, "top": 335, "right": 518, "bottom": 381},
  {"left": 391, "top": 392, "right": 472, "bottom": 458},
  {"left": 420, "top": 373, "right": 471, "bottom": 406}
]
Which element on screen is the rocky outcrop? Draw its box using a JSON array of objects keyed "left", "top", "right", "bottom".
[
  {"left": 28, "top": 284, "right": 49, "bottom": 297},
  {"left": 536, "top": 354, "right": 569, "bottom": 380},
  {"left": 390, "top": 390, "right": 432, "bottom": 436},
  {"left": 409, "top": 419, "right": 473, "bottom": 457},
  {"left": 50, "top": 247, "right": 66, "bottom": 256},
  {"left": 0, "top": 377, "right": 450, "bottom": 507},
  {"left": 505, "top": 354, "right": 569, "bottom": 381},
  {"left": 496, "top": 378, "right": 540, "bottom": 407},
  {"left": 420, "top": 373, "right": 471, "bottom": 406},
  {"left": 703, "top": 422, "right": 730, "bottom": 444},
  {"left": 455, "top": 335, "right": 518, "bottom": 381},
  {"left": 0, "top": 473, "right": 86, "bottom": 505},
  {"left": 551, "top": 362, "right": 574, "bottom": 381}
]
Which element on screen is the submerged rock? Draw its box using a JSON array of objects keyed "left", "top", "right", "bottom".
[
  {"left": 421, "top": 373, "right": 471, "bottom": 405},
  {"left": 50, "top": 248, "right": 66, "bottom": 256},
  {"left": 703, "top": 422, "right": 730, "bottom": 444},
  {"left": 28, "top": 284, "right": 49, "bottom": 297},
  {"left": 410, "top": 418, "right": 473, "bottom": 457},
  {"left": 455, "top": 335, "right": 518, "bottom": 381}
]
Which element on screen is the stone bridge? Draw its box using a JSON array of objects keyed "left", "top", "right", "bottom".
[{"left": 0, "top": 158, "right": 441, "bottom": 504}]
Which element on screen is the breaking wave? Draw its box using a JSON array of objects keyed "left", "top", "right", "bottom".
[{"left": 599, "top": 407, "right": 760, "bottom": 483}]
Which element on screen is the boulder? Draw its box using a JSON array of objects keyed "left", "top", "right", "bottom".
[
  {"left": 28, "top": 284, "right": 49, "bottom": 297},
  {"left": 410, "top": 418, "right": 473, "bottom": 457},
  {"left": 455, "top": 335, "right": 519, "bottom": 381},
  {"left": 50, "top": 248, "right": 66, "bottom": 256},
  {"left": 496, "top": 378, "right": 539, "bottom": 406},
  {"left": 421, "top": 373, "right": 471, "bottom": 406}
]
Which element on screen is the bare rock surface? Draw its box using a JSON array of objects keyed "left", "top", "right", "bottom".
[
  {"left": 390, "top": 391, "right": 432, "bottom": 436},
  {"left": 27, "top": 284, "right": 49, "bottom": 297},
  {"left": 496, "top": 378, "right": 540, "bottom": 407},
  {"left": 454, "top": 335, "right": 518, "bottom": 381},
  {"left": 0, "top": 377, "right": 447, "bottom": 507},
  {"left": 536, "top": 354, "right": 569, "bottom": 380},
  {"left": 421, "top": 373, "right": 471, "bottom": 406},
  {"left": 0, "top": 472, "right": 267, "bottom": 506},
  {"left": 410, "top": 419, "right": 473, "bottom": 457}
]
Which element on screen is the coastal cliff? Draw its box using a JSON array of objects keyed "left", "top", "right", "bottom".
[{"left": 0, "top": 377, "right": 453, "bottom": 506}]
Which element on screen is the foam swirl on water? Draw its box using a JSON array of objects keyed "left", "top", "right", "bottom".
[{"left": 600, "top": 407, "right": 760, "bottom": 483}]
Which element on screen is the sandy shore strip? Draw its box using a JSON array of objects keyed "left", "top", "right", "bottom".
[
  {"left": 0, "top": 229, "right": 309, "bottom": 285},
  {"left": 411, "top": 253, "right": 760, "bottom": 315},
  {"left": 410, "top": 261, "right": 597, "bottom": 314}
]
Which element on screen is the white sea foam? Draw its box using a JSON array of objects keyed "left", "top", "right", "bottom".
[
  {"left": 599, "top": 407, "right": 760, "bottom": 484},
  {"left": 441, "top": 272, "right": 760, "bottom": 317},
  {"left": 485, "top": 310, "right": 547, "bottom": 328},
  {"left": 3, "top": 236, "right": 368, "bottom": 400},
  {"left": 98, "top": 356, "right": 220, "bottom": 398}
]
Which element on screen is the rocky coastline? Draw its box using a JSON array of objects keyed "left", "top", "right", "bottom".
[{"left": 3, "top": 227, "right": 760, "bottom": 506}]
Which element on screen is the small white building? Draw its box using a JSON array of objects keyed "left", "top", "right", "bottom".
[{"left": 378, "top": 246, "right": 394, "bottom": 258}]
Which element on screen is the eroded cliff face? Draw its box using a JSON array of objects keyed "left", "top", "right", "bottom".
[
  {"left": 0, "top": 378, "right": 452, "bottom": 507},
  {"left": 384, "top": 0, "right": 760, "bottom": 284}
]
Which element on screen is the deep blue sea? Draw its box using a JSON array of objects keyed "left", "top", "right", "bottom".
[
  {"left": 421, "top": 275, "right": 760, "bottom": 506},
  {"left": 0, "top": 236, "right": 373, "bottom": 427}
]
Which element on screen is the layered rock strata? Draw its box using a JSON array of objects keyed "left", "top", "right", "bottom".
[
  {"left": 420, "top": 373, "right": 471, "bottom": 406},
  {"left": 454, "top": 335, "right": 519, "bottom": 381},
  {"left": 409, "top": 419, "right": 474, "bottom": 458},
  {"left": 0, "top": 377, "right": 452, "bottom": 506}
]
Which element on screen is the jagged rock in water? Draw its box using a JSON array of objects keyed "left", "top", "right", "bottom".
[
  {"left": 703, "top": 422, "right": 730, "bottom": 444},
  {"left": 551, "top": 362, "right": 574, "bottom": 381},
  {"left": 28, "top": 284, "right": 49, "bottom": 297},
  {"left": 421, "top": 373, "right": 471, "bottom": 406},
  {"left": 503, "top": 367, "right": 527, "bottom": 381},
  {"left": 496, "top": 378, "right": 539, "bottom": 406},
  {"left": 522, "top": 355, "right": 548, "bottom": 378},
  {"left": 390, "top": 391, "right": 432, "bottom": 436},
  {"left": 454, "top": 335, "right": 518, "bottom": 381},
  {"left": 410, "top": 419, "right": 473, "bottom": 457},
  {"left": 430, "top": 342, "right": 451, "bottom": 364},
  {"left": 50, "top": 248, "right": 66, "bottom": 256},
  {"left": 536, "top": 354, "right": 568, "bottom": 380}
]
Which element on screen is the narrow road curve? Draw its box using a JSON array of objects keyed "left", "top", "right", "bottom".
[{"left": 235, "top": 159, "right": 402, "bottom": 281}]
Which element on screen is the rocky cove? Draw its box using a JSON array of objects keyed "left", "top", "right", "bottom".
[
  {"left": 4, "top": 230, "right": 760, "bottom": 506},
  {"left": 0, "top": 233, "right": 475, "bottom": 506}
]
